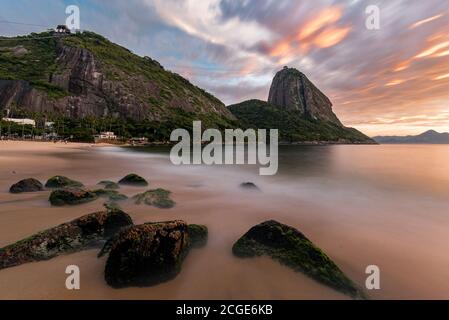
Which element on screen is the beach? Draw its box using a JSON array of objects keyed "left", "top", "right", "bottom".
[{"left": 1, "top": 141, "right": 449, "bottom": 299}]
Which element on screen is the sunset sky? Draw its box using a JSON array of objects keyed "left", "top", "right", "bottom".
[{"left": 1, "top": 0, "right": 449, "bottom": 136}]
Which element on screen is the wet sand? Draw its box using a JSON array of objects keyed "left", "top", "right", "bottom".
[{"left": 1, "top": 141, "right": 449, "bottom": 299}]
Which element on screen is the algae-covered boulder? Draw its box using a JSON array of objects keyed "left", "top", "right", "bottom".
[
  {"left": 9, "top": 178, "right": 44, "bottom": 193},
  {"left": 188, "top": 224, "right": 208, "bottom": 248},
  {"left": 98, "top": 180, "right": 120, "bottom": 190},
  {"left": 132, "top": 188, "right": 175, "bottom": 208},
  {"left": 232, "top": 220, "right": 365, "bottom": 299},
  {"left": 118, "top": 174, "right": 148, "bottom": 186},
  {"left": 93, "top": 189, "right": 128, "bottom": 201},
  {"left": 49, "top": 188, "right": 98, "bottom": 206},
  {"left": 45, "top": 175, "right": 84, "bottom": 188},
  {"left": 0, "top": 209, "right": 133, "bottom": 270},
  {"left": 99, "top": 220, "right": 189, "bottom": 288}
]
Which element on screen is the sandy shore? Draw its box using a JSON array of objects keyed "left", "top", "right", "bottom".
[{"left": 1, "top": 141, "right": 449, "bottom": 300}]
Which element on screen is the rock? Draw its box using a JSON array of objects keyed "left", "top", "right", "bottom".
[
  {"left": 239, "top": 182, "right": 260, "bottom": 191},
  {"left": 93, "top": 189, "right": 128, "bottom": 201},
  {"left": 0, "top": 209, "right": 133, "bottom": 270},
  {"left": 99, "top": 220, "right": 189, "bottom": 288},
  {"left": 232, "top": 220, "right": 365, "bottom": 299},
  {"left": 98, "top": 180, "right": 119, "bottom": 190},
  {"left": 268, "top": 67, "right": 342, "bottom": 125},
  {"left": 49, "top": 188, "right": 98, "bottom": 206},
  {"left": 45, "top": 175, "right": 84, "bottom": 188},
  {"left": 9, "top": 178, "right": 44, "bottom": 193},
  {"left": 118, "top": 174, "right": 148, "bottom": 186},
  {"left": 132, "top": 188, "right": 175, "bottom": 208},
  {"left": 187, "top": 224, "right": 208, "bottom": 248}
]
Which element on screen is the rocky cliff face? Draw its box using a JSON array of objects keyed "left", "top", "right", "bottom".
[
  {"left": 0, "top": 31, "right": 234, "bottom": 123},
  {"left": 268, "top": 67, "right": 342, "bottom": 125}
]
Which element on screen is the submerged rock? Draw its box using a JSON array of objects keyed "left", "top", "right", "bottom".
[
  {"left": 98, "top": 180, "right": 120, "bottom": 190},
  {"left": 99, "top": 220, "right": 189, "bottom": 288},
  {"left": 239, "top": 182, "right": 260, "bottom": 191},
  {"left": 93, "top": 189, "right": 128, "bottom": 201},
  {"left": 118, "top": 174, "right": 148, "bottom": 186},
  {"left": 45, "top": 175, "right": 84, "bottom": 188},
  {"left": 49, "top": 188, "right": 98, "bottom": 206},
  {"left": 0, "top": 209, "right": 133, "bottom": 270},
  {"left": 9, "top": 178, "right": 44, "bottom": 193},
  {"left": 187, "top": 224, "right": 208, "bottom": 248},
  {"left": 132, "top": 188, "right": 175, "bottom": 208},
  {"left": 232, "top": 220, "right": 365, "bottom": 299}
]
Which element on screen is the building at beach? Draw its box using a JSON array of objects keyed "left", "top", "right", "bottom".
[{"left": 2, "top": 118, "right": 36, "bottom": 127}]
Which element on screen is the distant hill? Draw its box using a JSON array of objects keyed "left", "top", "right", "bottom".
[
  {"left": 228, "top": 99, "right": 374, "bottom": 144},
  {"left": 373, "top": 130, "right": 449, "bottom": 144}
]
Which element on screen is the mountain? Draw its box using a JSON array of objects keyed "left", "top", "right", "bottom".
[
  {"left": 0, "top": 31, "right": 237, "bottom": 140},
  {"left": 268, "top": 67, "right": 341, "bottom": 125},
  {"left": 373, "top": 130, "right": 449, "bottom": 144},
  {"left": 228, "top": 67, "right": 374, "bottom": 144}
]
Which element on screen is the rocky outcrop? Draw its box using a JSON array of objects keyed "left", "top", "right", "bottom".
[
  {"left": 0, "top": 209, "right": 133, "bottom": 270},
  {"left": 49, "top": 188, "right": 98, "bottom": 206},
  {"left": 132, "top": 189, "right": 175, "bottom": 208},
  {"left": 45, "top": 175, "right": 84, "bottom": 188},
  {"left": 0, "top": 32, "right": 235, "bottom": 123},
  {"left": 118, "top": 174, "right": 148, "bottom": 186},
  {"left": 268, "top": 67, "right": 342, "bottom": 125},
  {"left": 9, "top": 178, "right": 44, "bottom": 193},
  {"left": 99, "top": 220, "right": 190, "bottom": 288},
  {"left": 233, "top": 220, "right": 365, "bottom": 299}
]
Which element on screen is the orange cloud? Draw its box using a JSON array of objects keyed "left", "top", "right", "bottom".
[
  {"left": 434, "top": 73, "right": 449, "bottom": 80},
  {"left": 269, "top": 5, "right": 350, "bottom": 60},
  {"left": 409, "top": 14, "right": 444, "bottom": 29},
  {"left": 385, "top": 79, "right": 405, "bottom": 86},
  {"left": 415, "top": 40, "right": 449, "bottom": 58},
  {"left": 314, "top": 26, "right": 351, "bottom": 48},
  {"left": 270, "top": 40, "right": 291, "bottom": 57},
  {"left": 297, "top": 6, "right": 343, "bottom": 40}
]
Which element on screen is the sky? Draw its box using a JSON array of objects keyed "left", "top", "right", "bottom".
[{"left": 1, "top": 0, "right": 449, "bottom": 136}]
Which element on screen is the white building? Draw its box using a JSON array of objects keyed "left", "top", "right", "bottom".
[
  {"left": 98, "top": 132, "right": 117, "bottom": 140},
  {"left": 2, "top": 118, "right": 36, "bottom": 127}
]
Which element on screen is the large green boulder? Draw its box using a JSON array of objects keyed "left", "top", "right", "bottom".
[
  {"left": 99, "top": 220, "right": 189, "bottom": 288},
  {"left": 232, "top": 220, "right": 365, "bottom": 299},
  {"left": 0, "top": 209, "right": 133, "bottom": 270},
  {"left": 49, "top": 188, "right": 98, "bottom": 206},
  {"left": 45, "top": 175, "right": 84, "bottom": 188},
  {"left": 9, "top": 178, "right": 44, "bottom": 193}
]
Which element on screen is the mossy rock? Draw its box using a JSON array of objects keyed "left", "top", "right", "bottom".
[
  {"left": 187, "top": 224, "right": 208, "bottom": 248},
  {"left": 0, "top": 208, "right": 133, "bottom": 270},
  {"left": 45, "top": 176, "right": 84, "bottom": 188},
  {"left": 93, "top": 189, "right": 128, "bottom": 201},
  {"left": 232, "top": 220, "right": 366, "bottom": 299},
  {"left": 118, "top": 174, "right": 148, "bottom": 186},
  {"left": 132, "top": 188, "right": 175, "bottom": 208},
  {"left": 98, "top": 180, "right": 120, "bottom": 190},
  {"left": 9, "top": 178, "right": 44, "bottom": 193},
  {"left": 99, "top": 220, "right": 189, "bottom": 288},
  {"left": 49, "top": 188, "right": 98, "bottom": 206}
]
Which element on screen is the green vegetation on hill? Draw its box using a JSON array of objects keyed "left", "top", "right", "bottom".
[{"left": 228, "top": 99, "right": 373, "bottom": 143}]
